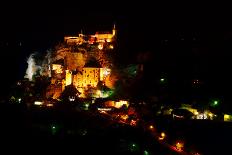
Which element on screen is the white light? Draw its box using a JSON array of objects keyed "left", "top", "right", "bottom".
[
  {"left": 97, "top": 108, "right": 112, "bottom": 111},
  {"left": 34, "top": 101, "right": 43, "bottom": 106},
  {"left": 69, "top": 96, "right": 75, "bottom": 101},
  {"left": 98, "top": 44, "right": 103, "bottom": 50},
  {"left": 196, "top": 113, "right": 207, "bottom": 119}
]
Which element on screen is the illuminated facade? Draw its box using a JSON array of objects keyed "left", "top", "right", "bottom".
[
  {"left": 73, "top": 67, "right": 101, "bottom": 88},
  {"left": 65, "top": 24, "right": 116, "bottom": 45},
  {"left": 46, "top": 24, "right": 116, "bottom": 99}
]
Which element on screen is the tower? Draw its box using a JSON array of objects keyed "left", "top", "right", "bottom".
[{"left": 112, "top": 23, "right": 116, "bottom": 36}]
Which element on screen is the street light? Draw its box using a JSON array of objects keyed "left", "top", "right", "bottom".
[{"left": 213, "top": 100, "right": 218, "bottom": 106}]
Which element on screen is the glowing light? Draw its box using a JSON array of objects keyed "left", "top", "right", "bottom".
[
  {"left": 69, "top": 96, "right": 75, "bottom": 101},
  {"left": 120, "top": 114, "right": 129, "bottom": 121},
  {"left": 34, "top": 101, "right": 43, "bottom": 106},
  {"left": 129, "top": 143, "right": 139, "bottom": 152},
  {"left": 103, "top": 68, "right": 111, "bottom": 77},
  {"left": 97, "top": 108, "right": 112, "bottom": 111},
  {"left": 160, "top": 78, "right": 165, "bottom": 82},
  {"left": 176, "top": 141, "right": 184, "bottom": 151},
  {"left": 130, "top": 119, "right": 137, "bottom": 126},
  {"left": 51, "top": 125, "right": 58, "bottom": 135},
  {"left": 65, "top": 70, "right": 72, "bottom": 86},
  {"left": 208, "top": 113, "right": 213, "bottom": 117},
  {"left": 224, "top": 114, "right": 232, "bottom": 121},
  {"left": 109, "top": 45, "right": 114, "bottom": 49},
  {"left": 196, "top": 113, "right": 207, "bottom": 119},
  {"left": 98, "top": 44, "right": 103, "bottom": 50},
  {"left": 149, "top": 125, "right": 154, "bottom": 130},
  {"left": 161, "top": 132, "right": 165, "bottom": 137},
  {"left": 100, "top": 68, "right": 104, "bottom": 81},
  {"left": 159, "top": 132, "right": 166, "bottom": 140},
  {"left": 115, "top": 100, "right": 129, "bottom": 108},
  {"left": 143, "top": 150, "right": 149, "bottom": 155},
  {"left": 52, "top": 64, "right": 63, "bottom": 73},
  {"left": 213, "top": 100, "right": 218, "bottom": 105},
  {"left": 46, "top": 103, "right": 53, "bottom": 107}
]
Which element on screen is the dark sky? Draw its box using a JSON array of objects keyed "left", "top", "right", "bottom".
[{"left": 1, "top": 3, "right": 232, "bottom": 105}]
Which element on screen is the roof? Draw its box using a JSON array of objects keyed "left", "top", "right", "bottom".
[
  {"left": 53, "top": 59, "right": 64, "bottom": 65},
  {"left": 84, "top": 58, "right": 102, "bottom": 68}
]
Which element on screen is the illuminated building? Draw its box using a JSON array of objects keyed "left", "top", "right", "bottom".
[
  {"left": 64, "top": 24, "right": 116, "bottom": 45},
  {"left": 89, "top": 24, "right": 116, "bottom": 44},
  {"left": 44, "top": 24, "right": 116, "bottom": 99},
  {"left": 73, "top": 68, "right": 101, "bottom": 87}
]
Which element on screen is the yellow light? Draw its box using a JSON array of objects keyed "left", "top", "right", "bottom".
[
  {"left": 149, "top": 125, "right": 154, "bottom": 129},
  {"left": 65, "top": 70, "right": 72, "bottom": 86},
  {"left": 100, "top": 68, "right": 104, "bottom": 81},
  {"left": 161, "top": 132, "right": 165, "bottom": 137},
  {"left": 158, "top": 132, "right": 166, "bottom": 140},
  {"left": 115, "top": 100, "right": 129, "bottom": 108},
  {"left": 98, "top": 44, "right": 103, "bottom": 50},
  {"left": 194, "top": 111, "right": 199, "bottom": 115},
  {"left": 120, "top": 114, "right": 129, "bottom": 121},
  {"left": 208, "top": 113, "right": 213, "bottom": 117},
  {"left": 109, "top": 45, "right": 114, "bottom": 49},
  {"left": 224, "top": 114, "right": 231, "bottom": 121},
  {"left": 176, "top": 142, "right": 184, "bottom": 151},
  {"left": 52, "top": 64, "right": 63, "bottom": 73},
  {"left": 34, "top": 101, "right": 43, "bottom": 106},
  {"left": 46, "top": 103, "right": 53, "bottom": 107}
]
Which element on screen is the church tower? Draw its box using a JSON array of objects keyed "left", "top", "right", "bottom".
[{"left": 112, "top": 23, "right": 116, "bottom": 36}]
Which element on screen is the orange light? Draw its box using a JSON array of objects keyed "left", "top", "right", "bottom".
[
  {"left": 176, "top": 141, "right": 184, "bottom": 151},
  {"left": 46, "top": 103, "right": 53, "bottom": 107}
]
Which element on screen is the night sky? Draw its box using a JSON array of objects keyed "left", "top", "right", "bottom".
[{"left": 1, "top": 4, "right": 232, "bottom": 107}]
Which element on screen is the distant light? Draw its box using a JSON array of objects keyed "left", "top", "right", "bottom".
[
  {"left": 160, "top": 78, "right": 165, "bottom": 82},
  {"left": 97, "top": 108, "right": 111, "bottom": 111},
  {"left": 194, "top": 111, "right": 199, "bottom": 115},
  {"left": 149, "top": 125, "right": 154, "bottom": 129},
  {"left": 161, "top": 132, "right": 165, "bottom": 138},
  {"left": 159, "top": 132, "right": 166, "bottom": 140},
  {"left": 18, "top": 98, "right": 21, "bottom": 103},
  {"left": 34, "top": 101, "right": 43, "bottom": 106},
  {"left": 51, "top": 125, "right": 58, "bottom": 135},
  {"left": 143, "top": 150, "right": 149, "bottom": 155},
  {"left": 129, "top": 143, "right": 139, "bottom": 152},
  {"left": 46, "top": 103, "right": 53, "bottom": 107},
  {"left": 109, "top": 45, "right": 114, "bottom": 49},
  {"left": 98, "top": 44, "right": 103, "bottom": 50},
  {"left": 130, "top": 119, "right": 137, "bottom": 126},
  {"left": 84, "top": 103, "right": 89, "bottom": 107},
  {"left": 69, "top": 96, "right": 75, "bottom": 101},
  {"left": 176, "top": 141, "right": 184, "bottom": 151},
  {"left": 214, "top": 100, "right": 218, "bottom": 105}
]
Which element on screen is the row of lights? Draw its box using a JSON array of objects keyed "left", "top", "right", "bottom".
[{"left": 148, "top": 124, "right": 192, "bottom": 153}]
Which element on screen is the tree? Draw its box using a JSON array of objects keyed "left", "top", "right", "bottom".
[{"left": 60, "top": 84, "right": 80, "bottom": 102}]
